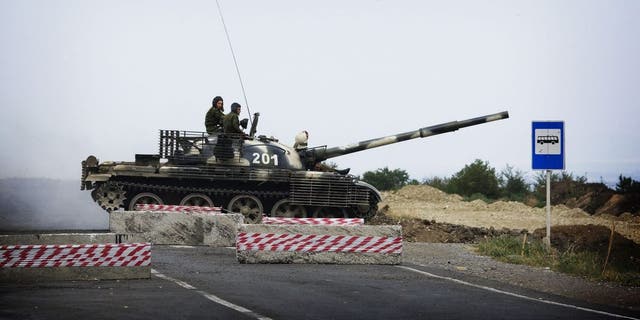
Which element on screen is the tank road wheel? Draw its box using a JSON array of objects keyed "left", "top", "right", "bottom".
[
  {"left": 227, "top": 195, "right": 263, "bottom": 224},
  {"left": 179, "top": 193, "right": 214, "bottom": 207},
  {"left": 271, "top": 199, "right": 308, "bottom": 218},
  {"left": 128, "top": 192, "right": 164, "bottom": 211},
  {"left": 312, "top": 207, "right": 348, "bottom": 218},
  {"left": 94, "top": 182, "right": 126, "bottom": 212}
]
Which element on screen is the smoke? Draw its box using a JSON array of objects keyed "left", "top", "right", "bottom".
[{"left": 0, "top": 178, "right": 108, "bottom": 231}]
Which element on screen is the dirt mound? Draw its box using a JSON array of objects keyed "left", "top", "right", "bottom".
[
  {"left": 555, "top": 182, "right": 614, "bottom": 214},
  {"left": 594, "top": 193, "right": 640, "bottom": 216},
  {"left": 383, "top": 185, "right": 462, "bottom": 203},
  {"left": 532, "top": 225, "right": 636, "bottom": 251},
  {"left": 379, "top": 185, "right": 640, "bottom": 244},
  {"left": 532, "top": 225, "right": 640, "bottom": 269},
  {"left": 545, "top": 181, "right": 639, "bottom": 216},
  {"left": 596, "top": 194, "right": 626, "bottom": 215},
  {"left": 369, "top": 207, "right": 524, "bottom": 243}
]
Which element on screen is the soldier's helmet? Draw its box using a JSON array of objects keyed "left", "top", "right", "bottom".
[{"left": 231, "top": 102, "right": 241, "bottom": 113}]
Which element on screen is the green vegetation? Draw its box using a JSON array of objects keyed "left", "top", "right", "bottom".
[
  {"left": 476, "top": 236, "right": 640, "bottom": 286},
  {"left": 360, "top": 159, "right": 639, "bottom": 215},
  {"left": 448, "top": 159, "right": 500, "bottom": 199},
  {"left": 361, "top": 167, "right": 410, "bottom": 191},
  {"left": 616, "top": 174, "right": 640, "bottom": 194},
  {"left": 498, "top": 165, "right": 529, "bottom": 202},
  {"left": 615, "top": 175, "right": 640, "bottom": 213},
  {"left": 476, "top": 235, "right": 548, "bottom": 267}
]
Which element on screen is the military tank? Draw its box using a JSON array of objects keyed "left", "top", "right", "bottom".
[{"left": 81, "top": 111, "right": 509, "bottom": 222}]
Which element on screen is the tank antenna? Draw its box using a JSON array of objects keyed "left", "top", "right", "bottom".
[{"left": 215, "top": 0, "right": 252, "bottom": 126}]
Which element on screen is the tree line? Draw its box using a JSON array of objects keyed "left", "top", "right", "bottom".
[{"left": 359, "top": 159, "right": 640, "bottom": 208}]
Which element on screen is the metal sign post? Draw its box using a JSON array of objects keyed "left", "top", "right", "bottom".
[
  {"left": 532, "top": 121, "right": 565, "bottom": 250},
  {"left": 546, "top": 169, "right": 551, "bottom": 249}
]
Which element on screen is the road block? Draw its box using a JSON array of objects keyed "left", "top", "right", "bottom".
[
  {"left": 135, "top": 204, "right": 223, "bottom": 213},
  {"left": 0, "top": 243, "right": 151, "bottom": 281},
  {"left": 0, "top": 232, "right": 116, "bottom": 245},
  {"left": 110, "top": 211, "right": 243, "bottom": 246},
  {"left": 236, "top": 224, "right": 402, "bottom": 264},
  {"left": 261, "top": 217, "right": 364, "bottom": 226}
]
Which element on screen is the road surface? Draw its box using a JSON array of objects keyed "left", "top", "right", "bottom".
[{"left": 1, "top": 246, "right": 638, "bottom": 319}]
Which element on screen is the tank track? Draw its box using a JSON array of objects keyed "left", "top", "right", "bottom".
[{"left": 94, "top": 180, "right": 375, "bottom": 219}]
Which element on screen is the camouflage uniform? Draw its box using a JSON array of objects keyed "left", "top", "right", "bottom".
[
  {"left": 223, "top": 111, "right": 244, "bottom": 134},
  {"left": 205, "top": 107, "right": 225, "bottom": 134}
]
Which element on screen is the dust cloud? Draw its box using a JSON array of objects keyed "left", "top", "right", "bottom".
[{"left": 0, "top": 178, "right": 108, "bottom": 231}]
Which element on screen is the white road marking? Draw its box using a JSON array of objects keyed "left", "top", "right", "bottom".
[
  {"left": 152, "top": 269, "right": 196, "bottom": 290},
  {"left": 397, "top": 265, "right": 639, "bottom": 320},
  {"left": 169, "top": 245, "right": 197, "bottom": 249},
  {"left": 151, "top": 269, "right": 272, "bottom": 320}
]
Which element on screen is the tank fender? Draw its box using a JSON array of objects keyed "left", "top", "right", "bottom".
[
  {"left": 354, "top": 180, "right": 382, "bottom": 202},
  {"left": 113, "top": 164, "right": 156, "bottom": 173},
  {"left": 85, "top": 174, "right": 112, "bottom": 182}
]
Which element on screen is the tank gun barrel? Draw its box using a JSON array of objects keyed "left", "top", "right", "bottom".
[{"left": 304, "top": 111, "right": 509, "bottom": 166}]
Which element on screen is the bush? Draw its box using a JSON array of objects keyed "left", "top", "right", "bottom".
[
  {"left": 361, "top": 167, "right": 410, "bottom": 191},
  {"left": 422, "top": 176, "right": 451, "bottom": 191},
  {"left": 616, "top": 175, "right": 640, "bottom": 194},
  {"left": 448, "top": 159, "right": 500, "bottom": 199},
  {"left": 615, "top": 175, "right": 640, "bottom": 214},
  {"left": 499, "top": 165, "right": 530, "bottom": 201},
  {"left": 532, "top": 171, "right": 589, "bottom": 205}
]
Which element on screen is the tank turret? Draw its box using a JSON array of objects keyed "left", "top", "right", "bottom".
[{"left": 81, "top": 110, "right": 509, "bottom": 223}]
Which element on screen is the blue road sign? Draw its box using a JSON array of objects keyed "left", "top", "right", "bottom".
[{"left": 532, "top": 121, "right": 565, "bottom": 170}]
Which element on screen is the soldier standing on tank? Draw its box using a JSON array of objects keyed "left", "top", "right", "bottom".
[
  {"left": 205, "top": 96, "right": 225, "bottom": 134},
  {"left": 223, "top": 102, "right": 246, "bottom": 135}
]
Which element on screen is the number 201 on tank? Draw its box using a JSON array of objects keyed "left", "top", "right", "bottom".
[{"left": 252, "top": 152, "right": 279, "bottom": 166}]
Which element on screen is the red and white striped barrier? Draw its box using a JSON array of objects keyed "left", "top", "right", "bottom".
[
  {"left": 1, "top": 243, "right": 151, "bottom": 268},
  {"left": 237, "top": 233, "right": 402, "bottom": 254},
  {"left": 262, "top": 217, "right": 365, "bottom": 226},
  {"left": 135, "top": 204, "right": 222, "bottom": 213}
]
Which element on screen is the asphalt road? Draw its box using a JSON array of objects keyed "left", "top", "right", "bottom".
[{"left": 1, "top": 246, "right": 639, "bottom": 320}]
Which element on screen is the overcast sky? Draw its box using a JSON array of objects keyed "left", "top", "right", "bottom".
[{"left": 1, "top": 0, "right": 639, "bottom": 185}]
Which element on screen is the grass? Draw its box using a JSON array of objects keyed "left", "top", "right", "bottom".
[{"left": 476, "top": 235, "right": 640, "bottom": 286}]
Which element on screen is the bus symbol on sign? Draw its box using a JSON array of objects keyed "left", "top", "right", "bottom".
[
  {"left": 537, "top": 135, "right": 559, "bottom": 145},
  {"left": 535, "top": 129, "right": 561, "bottom": 155}
]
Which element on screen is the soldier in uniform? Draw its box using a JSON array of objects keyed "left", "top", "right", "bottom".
[
  {"left": 293, "top": 130, "right": 309, "bottom": 150},
  {"left": 205, "top": 96, "right": 225, "bottom": 134},
  {"left": 223, "top": 102, "right": 246, "bottom": 135}
]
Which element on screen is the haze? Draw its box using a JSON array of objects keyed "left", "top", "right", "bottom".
[{"left": 1, "top": 0, "right": 639, "bottom": 186}]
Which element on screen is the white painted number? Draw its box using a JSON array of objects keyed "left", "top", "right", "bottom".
[{"left": 252, "top": 153, "right": 279, "bottom": 166}]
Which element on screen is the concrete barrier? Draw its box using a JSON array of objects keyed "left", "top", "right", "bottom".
[
  {"left": 135, "top": 204, "right": 223, "bottom": 213},
  {"left": 110, "top": 211, "right": 243, "bottom": 247},
  {"left": 261, "top": 217, "right": 364, "bottom": 226},
  {"left": 0, "top": 232, "right": 116, "bottom": 245},
  {"left": 236, "top": 224, "right": 402, "bottom": 265},
  {"left": 0, "top": 243, "right": 151, "bottom": 282}
]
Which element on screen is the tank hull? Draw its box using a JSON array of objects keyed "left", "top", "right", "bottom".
[{"left": 83, "top": 160, "right": 379, "bottom": 223}]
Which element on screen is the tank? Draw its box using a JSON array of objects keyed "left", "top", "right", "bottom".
[{"left": 81, "top": 111, "right": 509, "bottom": 222}]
